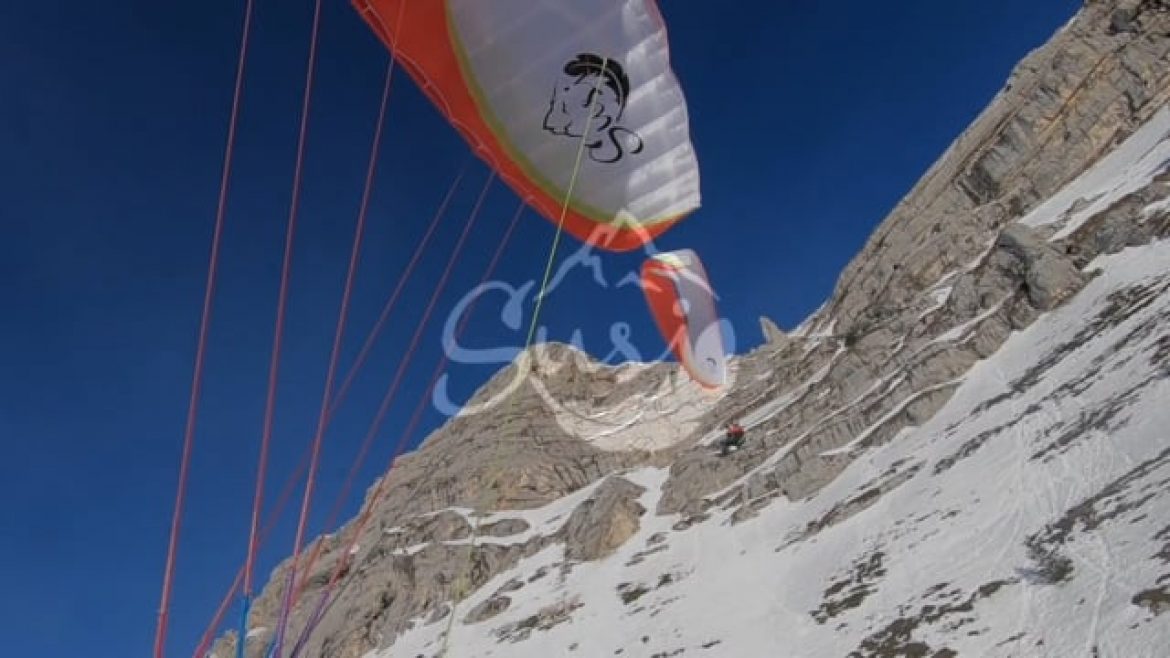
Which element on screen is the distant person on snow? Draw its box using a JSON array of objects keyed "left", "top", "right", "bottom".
[{"left": 721, "top": 421, "right": 746, "bottom": 456}]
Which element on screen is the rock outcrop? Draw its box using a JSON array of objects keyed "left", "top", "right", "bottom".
[
  {"left": 557, "top": 476, "right": 646, "bottom": 562},
  {"left": 759, "top": 315, "right": 789, "bottom": 347}
]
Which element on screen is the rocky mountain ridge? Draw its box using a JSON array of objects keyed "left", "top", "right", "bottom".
[{"left": 211, "top": 1, "right": 1170, "bottom": 656}]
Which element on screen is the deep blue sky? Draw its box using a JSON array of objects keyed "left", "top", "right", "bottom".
[{"left": 0, "top": 1, "right": 1079, "bottom": 655}]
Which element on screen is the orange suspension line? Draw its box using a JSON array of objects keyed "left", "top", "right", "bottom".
[{"left": 153, "top": 1, "right": 255, "bottom": 656}]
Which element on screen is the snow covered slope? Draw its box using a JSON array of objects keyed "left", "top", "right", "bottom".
[
  {"left": 366, "top": 96, "right": 1170, "bottom": 658},
  {"left": 207, "top": 4, "right": 1170, "bottom": 656},
  {"left": 374, "top": 236, "right": 1170, "bottom": 657}
]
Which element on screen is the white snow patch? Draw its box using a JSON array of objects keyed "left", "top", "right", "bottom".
[
  {"left": 368, "top": 237, "right": 1170, "bottom": 658},
  {"left": 931, "top": 296, "right": 1009, "bottom": 344},
  {"left": 1143, "top": 195, "right": 1170, "bottom": 218},
  {"left": 919, "top": 283, "right": 955, "bottom": 320},
  {"left": 1020, "top": 106, "right": 1170, "bottom": 239}
]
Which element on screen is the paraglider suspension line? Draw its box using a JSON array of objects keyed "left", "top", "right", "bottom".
[
  {"left": 261, "top": 0, "right": 327, "bottom": 654},
  {"left": 438, "top": 56, "right": 614, "bottom": 658},
  {"left": 153, "top": 1, "right": 255, "bottom": 657},
  {"left": 282, "top": 199, "right": 525, "bottom": 658}
]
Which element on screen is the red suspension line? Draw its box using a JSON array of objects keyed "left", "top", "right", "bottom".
[
  {"left": 242, "top": 0, "right": 325, "bottom": 603},
  {"left": 189, "top": 159, "right": 470, "bottom": 658},
  {"left": 270, "top": 171, "right": 488, "bottom": 658},
  {"left": 154, "top": 1, "right": 255, "bottom": 656},
  {"left": 292, "top": 173, "right": 500, "bottom": 605},
  {"left": 242, "top": 4, "right": 401, "bottom": 602},
  {"left": 287, "top": 199, "right": 524, "bottom": 655}
]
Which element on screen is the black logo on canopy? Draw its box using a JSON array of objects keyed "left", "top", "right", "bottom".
[{"left": 543, "top": 53, "right": 645, "bottom": 164}]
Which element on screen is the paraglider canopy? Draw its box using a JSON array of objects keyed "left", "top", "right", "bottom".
[
  {"left": 353, "top": 0, "right": 702, "bottom": 251},
  {"left": 641, "top": 248, "right": 728, "bottom": 389}
]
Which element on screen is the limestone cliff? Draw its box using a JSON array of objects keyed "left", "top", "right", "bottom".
[{"left": 211, "top": 2, "right": 1170, "bottom": 656}]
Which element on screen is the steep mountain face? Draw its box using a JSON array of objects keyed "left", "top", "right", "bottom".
[{"left": 211, "top": 1, "right": 1170, "bottom": 656}]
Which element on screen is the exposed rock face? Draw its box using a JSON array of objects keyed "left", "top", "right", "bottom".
[
  {"left": 1065, "top": 169, "right": 1170, "bottom": 262},
  {"left": 391, "top": 510, "right": 473, "bottom": 546},
  {"left": 557, "top": 476, "right": 646, "bottom": 562},
  {"left": 825, "top": 0, "right": 1170, "bottom": 336},
  {"left": 996, "top": 223, "right": 1089, "bottom": 310},
  {"left": 208, "top": 2, "right": 1170, "bottom": 657},
  {"left": 479, "top": 518, "right": 529, "bottom": 538},
  {"left": 657, "top": 0, "right": 1170, "bottom": 517}
]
